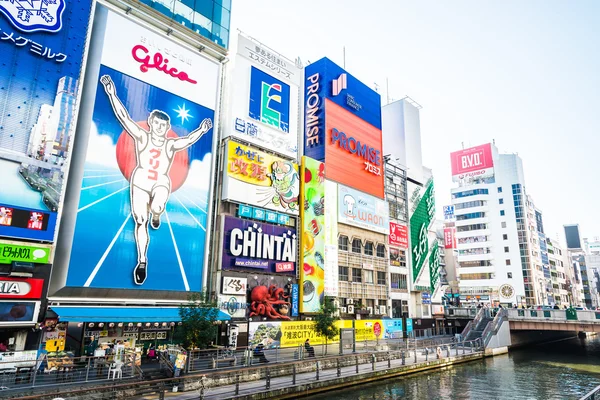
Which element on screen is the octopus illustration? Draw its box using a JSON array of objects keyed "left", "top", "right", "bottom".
[{"left": 249, "top": 285, "right": 291, "bottom": 320}]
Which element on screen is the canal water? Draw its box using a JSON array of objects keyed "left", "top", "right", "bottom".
[{"left": 307, "top": 336, "right": 600, "bottom": 400}]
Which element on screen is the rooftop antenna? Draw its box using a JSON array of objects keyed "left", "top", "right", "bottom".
[{"left": 386, "top": 77, "right": 390, "bottom": 105}]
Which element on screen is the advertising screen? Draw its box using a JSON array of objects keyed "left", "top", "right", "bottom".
[
  {"left": 222, "top": 34, "right": 301, "bottom": 158},
  {"left": 450, "top": 143, "right": 494, "bottom": 182},
  {"left": 0, "top": 0, "right": 92, "bottom": 241},
  {"left": 64, "top": 7, "right": 219, "bottom": 292},
  {"left": 0, "top": 301, "right": 39, "bottom": 325},
  {"left": 221, "top": 216, "right": 296, "bottom": 274},
  {"left": 338, "top": 184, "right": 389, "bottom": 233},
  {"left": 222, "top": 141, "right": 299, "bottom": 215},
  {"left": 300, "top": 157, "right": 325, "bottom": 313},
  {"left": 389, "top": 222, "right": 408, "bottom": 248}
]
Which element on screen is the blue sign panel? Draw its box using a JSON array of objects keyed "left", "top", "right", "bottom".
[
  {"left": 304, "top": 57, "right": 382, "bottom": 161},
  {"left": 0, "top": 0, "right": 92, "bottom": 242},
  {"left": 238, "top": 205, "right": 253, "bottom": 218},
  {"left": 265, "top": 210, "right": 278, "bottom": 223},
  {"left": 249, "top": 66, "right": 290, "bottom": 133},
  {"left": 277, "top": 213, "right": 290, "bottom": 226},
  {"left": 252, "top": 207, "right": 266, "bottom": 221},
  {"left": 291, "top": 284, "right": 299, "bottom": 317},
  {"left": 406, "top": 318, "right": 413, "bottom": 333}
]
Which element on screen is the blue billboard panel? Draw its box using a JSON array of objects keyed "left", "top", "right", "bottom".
[
  {"left": 304, "top": 57, "right": 382, "bottom": 161},
  {"left": 249, "top": 66, "right": 290, "bottom": 133},
  {"left": 0, "top": 0, "right": 92, "bottom": 242},
  {"left": 65, "top": 8, "right": 220, "bottom": 292}
]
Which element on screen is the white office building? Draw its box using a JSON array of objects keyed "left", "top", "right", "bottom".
[{"left": 450, "top": 144, "right": 544, "bottom": 306}]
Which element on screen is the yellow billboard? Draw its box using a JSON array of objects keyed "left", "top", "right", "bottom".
[{"left": 222, "top": 141, "right": 299, "bottom": 215}]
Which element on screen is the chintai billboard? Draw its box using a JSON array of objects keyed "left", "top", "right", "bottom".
[
  {"left": 57, "top": 6, "right": 220, "bottom": 292},
  {"left": 221, "top": 216, "right": 296, "bottom": 275},
  {"left": 0, "top": 0, "right": 93, "bottom": 241}
]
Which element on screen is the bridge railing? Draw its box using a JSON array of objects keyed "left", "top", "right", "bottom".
[
  {"left": 444, "top": 307, "right": 479, "bottom": 318},
  {"left": 481, "top": 309, "right": 508, "bottom": 347},
  {"left": 580, "top": 384, "right": 600, "bottom": 400},
  {"left": 507, "top": 308, "right": 600, "bottom": 322}
]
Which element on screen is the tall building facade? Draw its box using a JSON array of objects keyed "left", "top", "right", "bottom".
[
  {"left": 382, "top": 98, "right": 444, "bottom": 321},
  {"left": 449, "top": 143, "right": 551, "bottom": 306}
]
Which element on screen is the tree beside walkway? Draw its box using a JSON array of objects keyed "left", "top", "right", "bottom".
[
  {"left": 178, "top": 292, "right": 219, "bottom": 349},
  {"left": 313, "top": 297, "right": 339, "bottom": 355}
]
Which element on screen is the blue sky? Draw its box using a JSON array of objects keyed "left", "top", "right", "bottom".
[{"left": 232, "top": 0, "right": 600, "bottom": 241}]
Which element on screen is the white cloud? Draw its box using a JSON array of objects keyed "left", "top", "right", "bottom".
[
  {"left": 184, "top": 153, "right": 213, "bottom": 192},
  {"left": 85, "top": 122, "right": 119, "bottom": 168}
]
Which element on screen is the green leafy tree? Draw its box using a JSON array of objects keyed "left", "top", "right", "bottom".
[
  {"left": 177, "top": 292, "right": 219, "bottom": 349},
  {"left": 313, "top": 297, "right": 340, "bottom": 355}
]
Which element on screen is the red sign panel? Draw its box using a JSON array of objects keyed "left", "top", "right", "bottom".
[
  {"left": 275, "top": 262, "right": 295, "bottom": 273},
  {"left": 373, "top": 322, "right": 382, "bottom": 337},
  {"left": 389, "top": 222, "right": 408, "bottom": 248},
  {"left": 0, "top": 278, "right": 44, "bottom": 299},
  {"left": 450, "top": 143, "right": 494, "bottom": 181},
  {"left": 324, "top": 99, "right": 384, "bottom": 198},
  {"left": 444, "top": 228, "right": 456, "bottom": 249}
]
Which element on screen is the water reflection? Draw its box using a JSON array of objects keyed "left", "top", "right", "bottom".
[{"left": 307, "top": 336, "right": 600, "bottom": 400}]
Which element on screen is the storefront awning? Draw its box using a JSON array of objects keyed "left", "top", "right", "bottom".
[{"left": 50, "top": 306, "right": 231, "bottom": 323}]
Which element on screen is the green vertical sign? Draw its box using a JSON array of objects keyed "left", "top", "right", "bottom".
[{"left": 410, "top": 180, "right": 435, "bottom": 283}]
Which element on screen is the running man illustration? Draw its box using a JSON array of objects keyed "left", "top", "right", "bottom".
[{"left": 100, "top": 75, "right": 213, "bottom": 285}]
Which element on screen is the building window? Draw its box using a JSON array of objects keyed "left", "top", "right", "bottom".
[
  {"left": 352, "top": 239, "right": 362, "bottom": 254},
  {"left": 456, "top": 212, "right": 486, "bottom": 221},
  {"left": 376, "top": 244, "right": 386, "bottom": 258},
  {"left": 452, "top": 189, "right": 489, "bottom": 199},
  {"left": 364, "top": 270, "right": 374, "bottom": 284},
  {"left": 507, "top": 272, "right": 513, "bottom": 279},
  {"left": 506, "top": 259, "right": 511, "bottom": 265},
  {"left": 456, "top": 223, "right": 487, "bottom": 232},
  {"left": 498, "top": 187, "right": 503, "bottom": 193},
  {"left": 459, "top": 273, "right": 493, "bottom": 280},
  {"left": 377, "top": 271, "right": 386, "bottom": 285},
  {"left": 504, "top": 246, "right": 509, "bottom": 252},
  {"left": 500, "top": 210, "right": 505, "bottom": 216},
  {"left": 338, "top": 235, "right": 349, "bottom": 251},
  {"left": 390, "top": 273, "right": 407, "bottom": 289},
  {"left": 501, "top": 222, "right": 507, "bottom": 228},
  {"left": 352, "top": 268, "right": 362, "bottom": 283},
  {"left": 499, "top": 199, "right": 504, "bottom": 205},
  {"left": 364, "top": 241, "right": 374, "bottom": 256},
  {"left": 503, "top": 234, "right": 508, "bottom": 240},
  {"left": 339, "top": 266, "right": 349, "bottom": 281}
]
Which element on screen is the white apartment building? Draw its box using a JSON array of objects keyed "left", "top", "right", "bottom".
[
  {"left": 451, "top": 144, "right": 543, "bottom": 306},
  {"left": 547, "top": 237, "right": 572, "bottom": 306}
]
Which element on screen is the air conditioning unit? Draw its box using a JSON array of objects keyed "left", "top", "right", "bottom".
[
  {"left": 347, "top": 305, "right": 355, "bottom": 314},
  {"left": 346, "top": 298, "right": 354, "bottom": 305},
  {"left": 340, "top": 307, "right": 347, "bottom": 314},
  {"left": 367, "top": 306, "right": 373, "bottom": 315},
  {"left": 379, "top": 305, "right": 387, "bottom": 315},
  {"left": 305, "top": 317, "right": 312, "bottom": 321}
]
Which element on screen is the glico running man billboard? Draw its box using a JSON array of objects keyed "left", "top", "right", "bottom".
[
  {"left": 222, "top": 34, "right": 302, "bottom": 158},
  {"left": 222, "top": 141, "right": 299, "bottom": 215},
  {"left": 0, "top": 0, "right": 92, "bottom": 241},
  {"left": 63, "top": 7, "right": 219, "bottom": 292},
  {"left": 304, "top": 58, "right": 384, "bottom": 198},
  {"left": 450, "top": 143, "right": 494, "bottom": 182}
]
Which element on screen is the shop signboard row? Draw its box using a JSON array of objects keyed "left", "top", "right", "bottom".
[
  {"left": 248, "top": 319, "right": 405, "bottom": 348},
  {"left": 222, "top": 34, "right": 302, "bottom": 159},
  {"left": 304, "top": 57, "right": 384, "bottom": 199},
  {"left": 60, "top": 5, "right": 220, "bottom": 293},
  {"left": 0, "top": 0, "right": 93, "bottom": 242},
  {"left": 223, "top": 141, "right": 299, "bottom": 216},
  {"left": 0, "top": 240, "right": 51, "bottom": 264}
]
